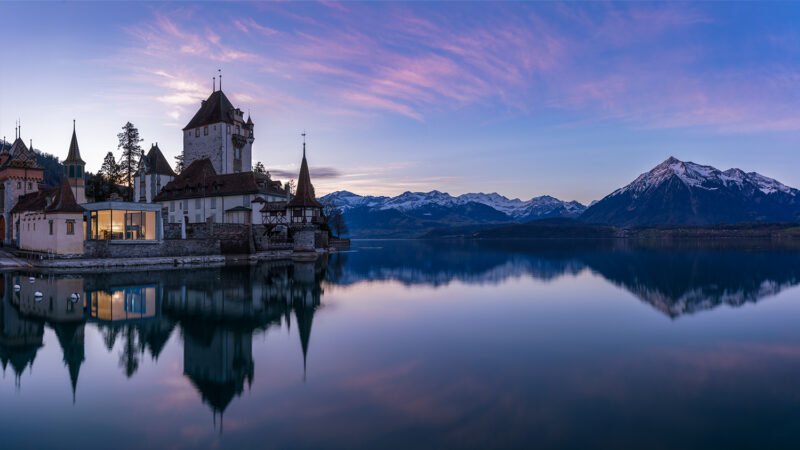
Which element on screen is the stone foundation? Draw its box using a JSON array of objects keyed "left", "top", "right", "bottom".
[{"left": 84, "top": 239, "right": 221, "bottom": 258}]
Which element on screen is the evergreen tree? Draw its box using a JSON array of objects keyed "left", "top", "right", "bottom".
[
  {"left": 117, "top": 122, "right": 144, "bottom": 200},
  {"left": 174, "top": 153, "right": 184, "bottom": 174},
  {"left": 254, "top": 161, "right": 266, "bottom": 174},
  {"left": 100, "top": 151, "right": 121, "bottom": 184}
]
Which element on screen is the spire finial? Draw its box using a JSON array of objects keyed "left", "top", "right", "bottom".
[
  {"left": 73, "top": 119, "right": 76, "bottom": 132},
  {"left": 213, "top": 76, "right": 216, "bottom": 92},
  {"left": 301, "top": 130, "right": 306, "bottom": 157},
  {"left": 218, "top": 68, "right": 222, "bottom": 91}
]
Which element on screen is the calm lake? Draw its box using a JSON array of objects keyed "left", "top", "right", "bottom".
[{"left": 2, "top": 239, "right": 800, "bottom": 449}]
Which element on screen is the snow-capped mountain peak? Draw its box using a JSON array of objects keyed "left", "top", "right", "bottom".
[{"left": 612, "top": 156, "right": 796, "bottom": 198}]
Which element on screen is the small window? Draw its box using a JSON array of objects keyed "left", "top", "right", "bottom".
[
  {"left": 169, "top": 215, "right": 174, "bottom": 223},
  {"left": 235, "top": 125, "right": 240, "bottom": 135},
  {"left": 49, "top": 220, "right": 53, "bottom": 235},
  {"left": 77, "top": 166, "right": 82, "bottom": 177},
  {"left": 204, "top": 126, "right": 208, "bottom": 136},
  {"left": 227, "top": 125, "right": 231, "bottom": 134},
  {"left": 17, "top": 182, "right": 21, "bottom": 189},
  {"left": 27, "top": 182, "right": 32, "bottom": 190},
  {"left": 66, "top": 220, "right": 75, "bottom": 235},
  {"left": 195, "top": 214, "right": 200, "bottom": 223},
  {"left": 170, "top": 201, "right": 175, "bottom": 212},
  {"left": 242, "top": 195, "right": 248, "bottom": 206},
  {"left": 69, "top": 166, "right": 75, "bottom": 178},
  {"left": 195, "top": 128, "right": 200, "bottom": 137},
  {"left": 182, "top": 201, "right": 187, "bottom": 211},
  {"left": 211, "top": 197, "right": 216, "bottom": 209},
  {"left": 195, "top": 198, "right": 201, "bottom": 209}
]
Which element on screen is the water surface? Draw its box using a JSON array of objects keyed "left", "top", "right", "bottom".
[{"left": 2, "top": 240, "right": 800, "bottom": 449}]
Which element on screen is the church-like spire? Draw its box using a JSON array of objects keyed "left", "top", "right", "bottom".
[
  {"left": 65, "top": 120, "right": 85, "bottom": 165},
  {"left": 287, "top": 133, "right": 322, "bottom": 209}
]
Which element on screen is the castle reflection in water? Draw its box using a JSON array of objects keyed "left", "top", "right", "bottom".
[
  {"left": 0, "top": 260, "right": 324, "bottom": 423},
  {"left": 4, "top": 240, "right": 800, "bottom": 429}
]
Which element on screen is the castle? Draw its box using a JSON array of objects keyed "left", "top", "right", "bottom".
[{"left": 2, "top": 78, "right": 326, "bottom": 258}]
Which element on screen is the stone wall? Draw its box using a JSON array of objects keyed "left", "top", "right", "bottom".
[
  {"left": 84, "top": 239, "right": 220, "bottom": 259},
  {"left": 164, "top": 223, "right": 182, "bottom": 239}
]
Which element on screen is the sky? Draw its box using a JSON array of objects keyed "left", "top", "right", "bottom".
[{"left": 1, "top": 1, "right": 799, "bottom": 204}]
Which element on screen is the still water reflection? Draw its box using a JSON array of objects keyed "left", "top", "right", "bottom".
[{"left": 2, "top": 240, "right": 800, "bottom": 449}]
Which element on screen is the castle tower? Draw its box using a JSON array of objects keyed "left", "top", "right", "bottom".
[
  {"left": 182, "top": 81, "right": 254, "bottom": 175},
  {"left": 63, "top": 121, "right": 86, "bottom": 204}
]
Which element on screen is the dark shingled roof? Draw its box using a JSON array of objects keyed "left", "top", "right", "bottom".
[
  {"left": 11, "top": 180, "right": 84, "bottom": 214},
  {"left": 183, "top": 90, "right": 236, "bottom": 131},
  {"left": 48, "top": 179, "right": 84, "bottom": 213},
  {"left": 140, "top": 144, "right": 177, "bottom": 177},
  {"left": 153, "top": 158, "right": 284, "bottom": 202},
  {"left": 64, "top": 123, "right": 85, "bottom": 165},
  {"left": 1, "top": 138, "right": 39, "bottom": 169},
  {"left": 287, "top": 147, "right": 322, "bottom": 209}
]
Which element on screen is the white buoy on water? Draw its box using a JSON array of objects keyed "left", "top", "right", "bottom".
[
  {"left": 28, "top": 277, "right": 35, "bottom": 283},
  {"left": 13, "top": 284, "right": 20, "bottom": 291},
  {"left": 34, "top": 291, "right": 43, "bottom": 301}
]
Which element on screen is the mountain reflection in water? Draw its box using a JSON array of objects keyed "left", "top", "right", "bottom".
[
  {"left": 331, "top": 240, "right": 800, "bottom": 317},
  {"left": 2, "top": 240, "right": 800, "bottom": 449}
]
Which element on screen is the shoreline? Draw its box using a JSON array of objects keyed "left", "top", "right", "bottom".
[{"left": 0, "top": 248, "right": 335, "bottom": 273}]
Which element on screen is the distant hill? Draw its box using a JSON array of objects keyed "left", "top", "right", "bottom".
[
  {"left": 321, "top": 190, "right": 586, "bottom": 238},
  {"left": 35, "top": 150, "right": 66, "bottom": 186},
  {"left": 581, "top": 157, "right": 800, "bottom": 226}
]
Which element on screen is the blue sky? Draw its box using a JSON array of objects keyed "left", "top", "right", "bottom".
[{"left": 2, "top": 1, "right": 799, "bottom": 203}]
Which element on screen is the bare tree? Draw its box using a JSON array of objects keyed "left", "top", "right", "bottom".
[{"left": 322, "top": 200, "right": 349, "bottom": 238}]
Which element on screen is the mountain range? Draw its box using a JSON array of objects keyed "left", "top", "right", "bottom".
[
  {"left": 324, "top": 156, "right": 800, "bottom": 237},
  {"left": 320, "top": 190, "right": 586, "bottom": 237}
]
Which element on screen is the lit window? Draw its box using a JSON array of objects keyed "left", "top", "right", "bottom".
[{"left": 66, "top": 220, "right": 75, "bottom": 235}]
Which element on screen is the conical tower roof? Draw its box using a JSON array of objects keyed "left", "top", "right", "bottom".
[
  {"left": 287, "top": 143, "right": 322, "bottom": 208},
  {"left": 46, "top": 179, "right": 84, "bottom": 214},
  {"left": 64, "top": 121, "right": 85, "bottom": 165}
]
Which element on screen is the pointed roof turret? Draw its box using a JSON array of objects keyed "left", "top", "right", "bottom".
[
  {"left": 287, "top": 139, "right": 323, "bottom": 209},
  {"left": 141, "top": 143, "right": 177, "bottom": 177},
  {"left": 64, "top": 120, "right": 85, "bottom": 165},
  {"left": 47, "top": 179, "right": 84, "bottom": 214}
]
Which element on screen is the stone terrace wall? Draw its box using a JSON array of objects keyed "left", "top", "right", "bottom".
[
  {"left": 186, "top": 223, "right": 253, "bottom": 254},
  {"left": 164, "top": 223, "right": 182, "bottom": 239},
  {"left": 84, "top": 239, "right": 220, "bottom": 259}
]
